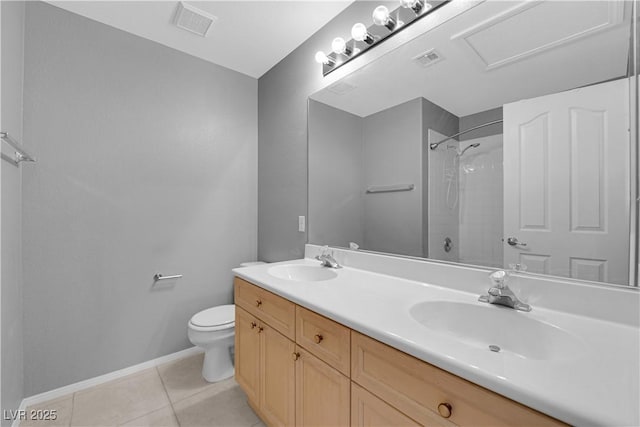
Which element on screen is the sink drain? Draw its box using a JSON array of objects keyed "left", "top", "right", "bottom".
[{"left": 489, "top": 345, "right": 501, "bottom": 352}]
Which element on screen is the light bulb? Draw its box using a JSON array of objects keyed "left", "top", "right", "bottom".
[
  {"left": 315, "top": 51, "right": 332, "bottom": 65},
  {"left": 351, "top": 23, "right": 374, "bottom": 45},
  {"left": 331, "top": 37, "right": 347, "bottom": 55},
  {"left": 372, "top": 5, "right": 396, "bottom": 30},
  {"left": 372, "top": 5, "right": 390, "bottom": 25},
  {"left": 400, "top": 0, "right": 425, "bottom": 14},
  {"left": 351, "top": 23, "right": 367, "bottom": 41}
]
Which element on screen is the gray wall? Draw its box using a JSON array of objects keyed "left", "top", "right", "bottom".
[
  {"left": 308, "top": 100, "right": 363, "bottom": 248},
  {"left": 257, "top": 1, "right": 395, "bottom": 262},
  {"left": 459, "top": 107, "right": 503, "bottom": 141},
  {"left": 362, "top": 99, "right": 423, "bottom": 256},
  {"left": 1, "top": 0, "right": 25, "bottom": 420},
  {"left": 22, "top": 2, "right": 257, "bottom": 395}
]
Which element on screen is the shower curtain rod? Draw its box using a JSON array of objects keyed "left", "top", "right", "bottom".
[{"left": 429, "top": 119, "right": 503, "bottom": 150}]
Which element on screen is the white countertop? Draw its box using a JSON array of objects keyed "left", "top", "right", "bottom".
[{"left": 233, "top": 257, "right": 640, "bottom": 426}]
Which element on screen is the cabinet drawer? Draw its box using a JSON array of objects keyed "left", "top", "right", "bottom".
[
  {"left": 234, "top": 277, "right": 295, "bottom": 340},
  {"left": 296, "top": 306, "right": 350, "bottom": 376},
  {"left": 352, "top": 383, "right": 421, "bottom": 427},
  {"left": 351, "top": 331, "right": 566, "bottom": 427}
]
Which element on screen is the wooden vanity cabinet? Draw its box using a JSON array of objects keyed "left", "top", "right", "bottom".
[
  {"left": 235, "top": 277, "right": 566, "bottom": 427},
  {"left": 235, "top": 278, "right": 349, "bottom": 427}
]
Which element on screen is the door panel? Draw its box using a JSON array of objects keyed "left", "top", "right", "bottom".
[
  {"left": 260, "top": 325, "right": 295, "bottom": 427},
  {"left": 295, "top": 346, "right": 350, "bottom": 427},
  {"left": 235, "top": 307, "right": 260, "bottom": 405},
  {"left": 504, "top": 78, "right": 629, "bottom": 284}
]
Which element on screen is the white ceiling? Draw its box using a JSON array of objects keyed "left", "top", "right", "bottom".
[
  {"left": 311, "top": 0, "right": 632, "bottom": 118},
  {"left": 47, "top": 1, "right": 354, "bottom": 78}
]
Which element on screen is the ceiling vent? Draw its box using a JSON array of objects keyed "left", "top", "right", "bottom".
[
  {"left": 174, "top": 2, "right": 217, "bottom": 37},
  {"left": 327, "top": 82, "right": 357, "bottom": 96},
  {"left": 412, "top": 49, "right": 444, "bottom": 68}
]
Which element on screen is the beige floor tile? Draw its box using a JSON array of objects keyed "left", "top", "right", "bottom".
[
  {"left": 119, "top": 406, "right": 178, "bottom": 427},
  {"left": 173, "top": 379, "right": 260, "bottom": 427},
  {"left": 21, "top": 394, "right": 74, "bottom": 427},
  {"left": 71, "top": 368, "right": 170, "bottom": 427},
  {"left": 157, "top": 352, "right": 217, "bottom": 404}
]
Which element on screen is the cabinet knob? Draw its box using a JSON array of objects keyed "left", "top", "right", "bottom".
[
  {"left": 314, "top": 334, "right": 323, "bottom": 344},
  {"left": 256, "top": 300, "right": 262, "bottom": 308},
  {"left": 250, "top": 322, "right": 257, "bottom": 329},
  {"left": 437, "top": 403, "right": 452, "bottom": 419},
  {"left": 291, "top": 352, "right": 300, "bottom": 361},
  {"left": 257, "top": 326, "right": 264, "bottom": 333}
]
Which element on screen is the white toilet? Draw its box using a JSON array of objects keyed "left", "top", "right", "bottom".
[
  {"left": 187, "top": 261, "right": 265, "bottom": 382},
  {"left": 188, "top": 304, "right": 236, "bottom": 382}
]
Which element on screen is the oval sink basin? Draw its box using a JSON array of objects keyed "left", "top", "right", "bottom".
[
  {"left": 409, "top": 301, "right": 583, "bottom": 360},
  {"left": 268, "top": 264, "right": 338, "bottom": 282}
]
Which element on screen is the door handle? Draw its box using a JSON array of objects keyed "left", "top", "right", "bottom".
[{"left": 506, "top": 237, "right": 527, "bottom": 246}]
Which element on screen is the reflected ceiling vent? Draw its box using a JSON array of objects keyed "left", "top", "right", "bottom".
[
  {"left": 327, "top": 82, "right": 357, "bottom": 96},
  {"left": 412, "top": 49, "right": 444, "bottom": 68},
  {"left": 174, "top": 2, "right": 217, "bottom": 37}
]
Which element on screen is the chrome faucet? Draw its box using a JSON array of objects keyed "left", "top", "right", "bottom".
[
  {"left": 315, "top": 247, "right": 342, "bottom": 269},
  {"left": 479, "top": 270, "right": 531, "bottom": 312}
]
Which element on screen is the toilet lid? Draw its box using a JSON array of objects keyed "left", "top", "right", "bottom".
[{"left": 190, "top": 304, "right": 235, "bottom": 328}]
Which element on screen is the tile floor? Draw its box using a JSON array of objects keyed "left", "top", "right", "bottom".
[{"left": 21, "top": 353, "right": 265, "bottom": 427}]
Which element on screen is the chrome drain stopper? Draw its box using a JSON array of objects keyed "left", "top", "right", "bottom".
[{"left": 489, "top": 345, "right": 501, "bottom": 352}]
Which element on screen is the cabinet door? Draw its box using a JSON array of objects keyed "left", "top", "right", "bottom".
[
  {"left": 295, "top": 346, "right": 350, "bottom": 427},
  {"left": 260, "top": 325, "right": 296, "bottom": 427},
  {"left": 235, "top": 307, "right": 260, "bottom": 405},
  {"left": 352, "top": 383, "right": 421, "bottom": 427}
]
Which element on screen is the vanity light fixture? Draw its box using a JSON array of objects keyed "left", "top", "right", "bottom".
[{"left": 315, "top": 0, "right": 448, "bottom": 77}]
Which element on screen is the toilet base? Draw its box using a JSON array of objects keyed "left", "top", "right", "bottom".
[{"left": 202, "top": 344, "right": 235, "bottom": 383}]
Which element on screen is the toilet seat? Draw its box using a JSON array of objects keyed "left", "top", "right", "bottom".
[{"left": 189, "top": 304, "right": 235, "bottom": 332}]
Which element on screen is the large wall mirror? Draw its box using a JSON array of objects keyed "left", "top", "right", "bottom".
[{"left": 308, "top": 0, "right": 639, "bottom": 286}]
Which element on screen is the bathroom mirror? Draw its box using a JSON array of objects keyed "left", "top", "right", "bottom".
[{"left": 308, "top": 0, "right": 639, "bottom": 286}]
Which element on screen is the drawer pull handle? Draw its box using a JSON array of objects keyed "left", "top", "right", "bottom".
[
  {"left": 437, "top": 403, "right": 452, "bottom": 419},
  {"left": 256, "top": 300, "right": 262, "bottom": 308},
  {"left": 314, "top": 334, "right": 324, "bottom": 344},
  {"left": 292, "top": 352, "right": 300, "bottom": 361},
  {"left": 250, "top": 322, "right": 257, "bottom": 329},
  {"left": 257, "top": 326, "right": 264, "bottom": 333}
]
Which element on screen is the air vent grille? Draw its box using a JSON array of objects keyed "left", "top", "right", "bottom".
[
  {"left": 413, "top": 49, "right": 444, "bottom": 68},
  {"left": 175, "top": 2, "right": 217, "bottom": 37}
]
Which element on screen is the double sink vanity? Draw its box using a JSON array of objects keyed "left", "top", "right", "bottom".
[{"left": 232, "top": 245, "right": 640, "bottom": 427}]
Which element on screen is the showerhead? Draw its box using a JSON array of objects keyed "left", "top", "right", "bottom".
[{"left": 459, "top": 143, "right": 480, "bottom": 156}]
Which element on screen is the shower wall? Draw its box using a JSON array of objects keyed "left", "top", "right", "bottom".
[
  {"left": 457, "top": 134, "right": 504, "bottom": 268},
  {"left": 427, "top": 107, "right": 504, "bottom": 268},
  {"left": 458, "top": 108, "right": 504, "bottom": 268}
]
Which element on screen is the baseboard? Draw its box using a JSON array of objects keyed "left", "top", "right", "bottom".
[{"left": 14, "top": 345, "right": 203, "bottom": 425}]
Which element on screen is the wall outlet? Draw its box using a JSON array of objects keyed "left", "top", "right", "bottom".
[{"left": 298, "top": 216, "right": 306, "bottom": 232}]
